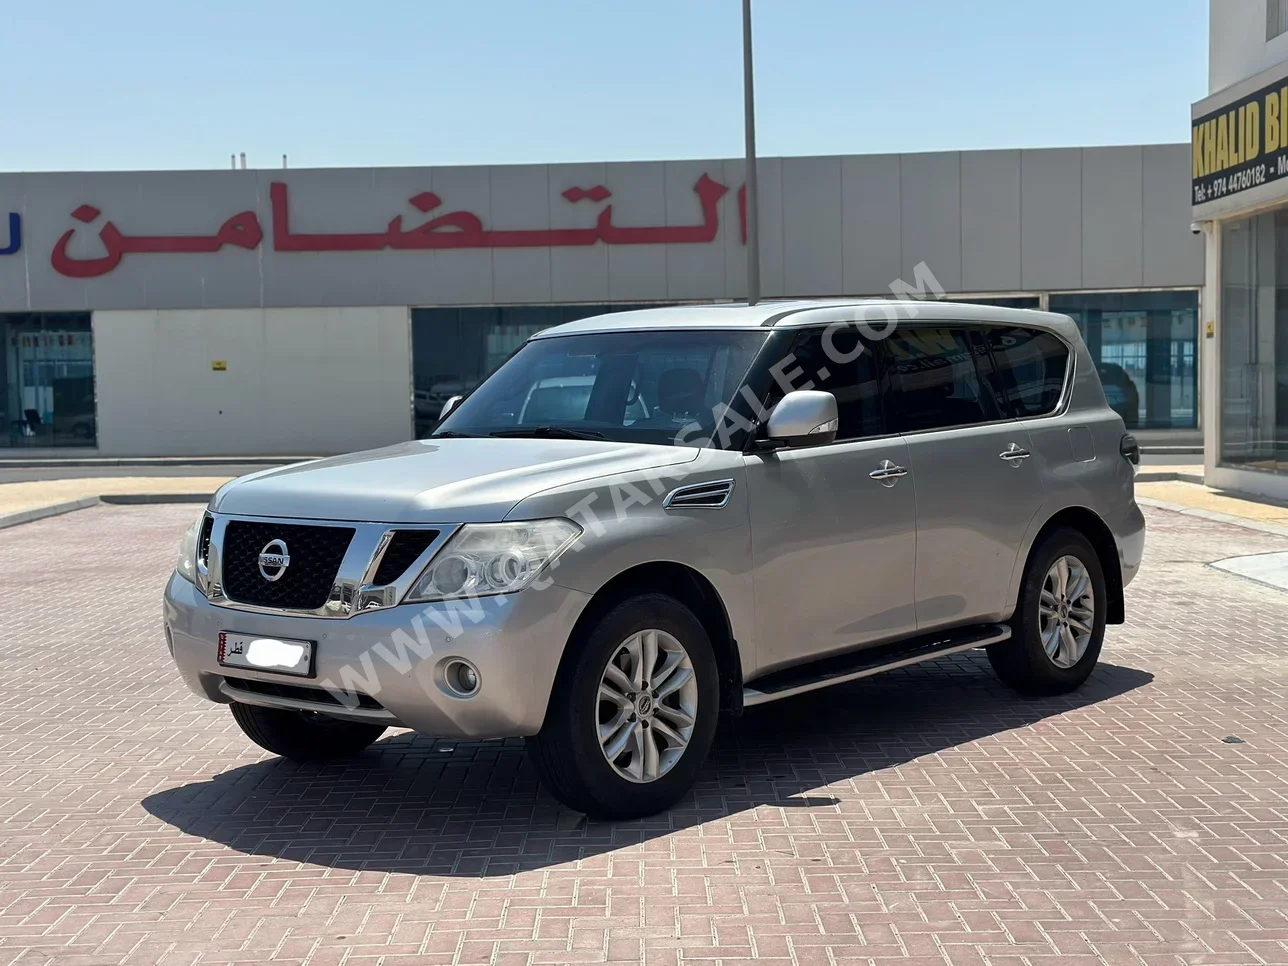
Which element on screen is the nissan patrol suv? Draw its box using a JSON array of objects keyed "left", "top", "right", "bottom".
[{"left": 164, "top": 300, "right": 1145, "bottom": 819}]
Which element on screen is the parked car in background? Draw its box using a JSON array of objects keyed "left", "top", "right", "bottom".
[
  {"left": 1096, "top": 362, "right": 1140, "bottom": 429},
  {"left": 164, "top": 300, "right": 1145, "bottom": 819}
]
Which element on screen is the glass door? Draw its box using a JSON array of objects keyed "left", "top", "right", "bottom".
[{"left": 2, "top": 313, "right": 96, "bottom": 448}]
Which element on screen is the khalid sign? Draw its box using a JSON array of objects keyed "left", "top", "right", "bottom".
[{"left": 1192, "top": 61, "right": 1288, "bottom": 216}]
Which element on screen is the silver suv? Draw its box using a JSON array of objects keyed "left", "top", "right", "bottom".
[{"left": 164, "top": 300, "right": 1145, "bottom": 819}]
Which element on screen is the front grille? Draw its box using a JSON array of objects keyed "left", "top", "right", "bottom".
[
  {"left": 372, "top": 529, "right": 439, "bottom": 585},
  {"left": 224, "top": 676, "right": 384, "bottom": 711},
  {"left": 221, "top": 520, "right": 354, "bottom": 610}
]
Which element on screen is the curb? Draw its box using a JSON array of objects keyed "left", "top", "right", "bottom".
[
  {"left": 1136, "top": 470, "right": 1205, "bottom": 484},
  {"left": 0, "top": 493, "right": 213, "bottom": 531},
  {"left": 99, "top": 493, "right": 214, "bottom": 505},
  {"left": 0, "top": 496, "right": 102, "bottom": 531}
]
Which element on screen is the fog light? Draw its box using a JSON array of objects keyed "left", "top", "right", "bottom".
[{"left": 443, "top": 659, "right": 480, "bottom": 697}]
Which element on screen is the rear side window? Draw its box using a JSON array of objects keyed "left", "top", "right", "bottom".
[
  {"left": 986, "top": 327, "right": 1069, "bottom": 417},
  {"left": 884, "top": 327, "right": 994, "bottom": 433}
]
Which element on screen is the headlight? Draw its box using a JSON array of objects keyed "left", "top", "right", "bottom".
[
  {"left": 405, "top": 519, "right": 581, "bottom": 602},
  {"left": 175, "top": 513, "right": 206, "bottom": 584}
]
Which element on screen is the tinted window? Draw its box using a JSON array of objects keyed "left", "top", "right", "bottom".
[
  {"left": 885, "top": 327, "right": 993, "bottom": 433},
  {"left": 765, "top": 326, "right": 884, "bottom": 441},
  {"left": 987, "top": 327, "right": 1069, "bottom": 417}
]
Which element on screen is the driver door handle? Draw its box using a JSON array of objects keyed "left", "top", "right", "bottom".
[
  {"left": 870, "top": 459, "right": 908, "bottom": 486},
  {"left": 999, "top": 443, "right": 1031, "bottom": 464}
]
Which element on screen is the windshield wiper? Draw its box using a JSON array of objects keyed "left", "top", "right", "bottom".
[
  {"left": 490, "top": 427, "right": 607, "bottom": 441},
  {"left": 430, "top": 431, "right": 482, "bottom": 439}
]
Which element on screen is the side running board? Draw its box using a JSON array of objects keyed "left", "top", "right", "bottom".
[{"left": 742, "top": 623, "right": 1010, "bottom": 707}]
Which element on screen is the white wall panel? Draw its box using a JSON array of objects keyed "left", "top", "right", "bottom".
[
  {"left": 1144, "top": 144, "right": 1206, "bottom": 287},
  {"left": 900, "top": 152, "right": 962, "bottom": 292},
  {"left": 841, "top": 154, "right": 902, "bottom": 296},
  {"left": 665, "top": 159, "right": 728, "bottom": 301},
  {"left": 604, "top": 162, "right": 667, "bottom": 303},
  {"left": 489, "top": 164, "right": 553, "bottom": 305},
  {"left": 960, "top": 150, "right": 1022, "bottom": 293},
  {"left": 93, "top": 307, "right": 410, "bottom": 456},
  {"left": 1081, "top": 146, "right": 1144, "bottom": 290},
  {"left": 1021, "top": 149, "right": 1083, "bottom": 291},
  {"left": 781, "top": 156, "right": 843, "bottom": 297},
  {"left": 547, "top": 162, "right": 610, "bottom": 303}
]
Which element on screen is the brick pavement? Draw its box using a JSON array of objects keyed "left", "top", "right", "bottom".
[{"left": 1, "top": 503, "right": 1287, "bottom": 965}]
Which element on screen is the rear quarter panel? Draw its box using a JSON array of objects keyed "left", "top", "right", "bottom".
[{"left": 1005, "top": 336, "right": 1144, "bottom": 614}]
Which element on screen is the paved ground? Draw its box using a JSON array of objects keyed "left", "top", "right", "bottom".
[
  {"left": 1137, "top": 481, "right": 1288, "bottom": 529},
  {"left": 2, "top": 504, "right": 1288, "bottom": 966},
  {"left": 0, "top": 479, "right": 232, "bottom": 518}
]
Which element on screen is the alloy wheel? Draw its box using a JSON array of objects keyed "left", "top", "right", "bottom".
[
  {"left": 597, "top": 628, "right": 698, "bottom": 783},
  {"left": 1038, "top": 554, "right": 1096, "bottom": 669}
]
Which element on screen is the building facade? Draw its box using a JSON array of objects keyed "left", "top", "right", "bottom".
[
  {"left": 1193, "top": 0, "right": 1288, "bottom": 499},
  {"left": 2, "top": 145, "right": 1202, "bottom": 456}
]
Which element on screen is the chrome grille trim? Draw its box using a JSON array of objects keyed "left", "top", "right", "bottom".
[{"left": 199, "top": 513, "right": 457, "bottom": 619}]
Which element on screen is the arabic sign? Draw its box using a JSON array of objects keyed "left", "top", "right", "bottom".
[
  {"left": 45, "top": 175, "right": 744, "bottom": 279},
  {"left": 1192, "top": 61, "right": 1288, "bottom": 215}
]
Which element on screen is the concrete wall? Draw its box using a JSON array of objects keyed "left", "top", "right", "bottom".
[
  {"left": 1210, "top": 0, "right": 1288, "bottom": 92},
  {"left": 93, "top": 307, "right": 410, "bottom": 456},
  {"left": 0, "top": 146, "right": 1203, "bottom": 313}
]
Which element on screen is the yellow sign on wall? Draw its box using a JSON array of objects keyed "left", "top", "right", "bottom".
[{"left": 211, "top": 360, "right": 228, "bottom": 371}]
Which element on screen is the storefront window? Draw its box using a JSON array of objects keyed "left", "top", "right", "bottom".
[
  {"left": 1220, "top": 213, "right": 1288, "bottom": 473},
  {"left": 1049, "top": 292, "right": 1199, "bottom": 430},
  {"left": 1, "top": 313, "right": 96, "bottom": 448},
  {"left": 410, "top": 303, "right": 668, "bottom": 436}
]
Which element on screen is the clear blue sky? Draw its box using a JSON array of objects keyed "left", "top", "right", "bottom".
[{"left": 4, "top": 0, "right": 1209, "bottom": 172}]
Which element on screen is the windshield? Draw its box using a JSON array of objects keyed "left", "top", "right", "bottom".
[{"left": 435, "top": 329, "right": 768, "bottom": 446}]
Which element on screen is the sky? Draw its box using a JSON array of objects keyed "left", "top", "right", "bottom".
[{"left": 3, "top": 0, "right": 1210, "bottom": 172}]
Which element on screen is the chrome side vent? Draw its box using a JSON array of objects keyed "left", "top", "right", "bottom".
[{"left": 662, "top": 478, "right": 736, "bottom": 510}]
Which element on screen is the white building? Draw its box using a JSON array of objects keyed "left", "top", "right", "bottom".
[
  {"left": 2, "top": 145, "right": 1202, "bottom": 457},
  {"left": 1194, "top": 0, "right": 1288, "bottom": 499}
]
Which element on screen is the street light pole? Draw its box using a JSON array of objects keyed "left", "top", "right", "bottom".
[{"left": 741, "top": 0, "right": 760, "bottom": 306}]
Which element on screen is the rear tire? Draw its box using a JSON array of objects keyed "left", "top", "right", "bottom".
[
  {"left": 989, "top": 527, "right": 1107, "bottom": 696},
  {"left": 229, "top": 702, "right": 386, "bottom": 761},
  {"left": 527, "top": 592, "right": 720, "bottom": 819}
]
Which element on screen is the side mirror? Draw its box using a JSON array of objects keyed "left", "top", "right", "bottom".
[
  {"left": 764, "top": 390, "right": 839, "bottom": 447},
  {"left": 439, "top": 395, "right": 464, "bottom": 419}
]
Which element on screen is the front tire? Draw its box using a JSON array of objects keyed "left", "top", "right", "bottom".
[
  {"left": 989, "top": 528, "right": 1107, "bottom": 696},
  {"left": 527, "top": 593, "right": 720, "bottom": 819},
  {"left": 229, "top": 702, "right": 386, "bottom": 761}
]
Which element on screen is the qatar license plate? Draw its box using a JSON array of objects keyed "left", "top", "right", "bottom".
[{"left": 218, "top": 632, "right": 315, "bottom": 678}]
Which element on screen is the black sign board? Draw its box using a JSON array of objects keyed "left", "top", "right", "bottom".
[{"left": 1192, "top": 73, "right": 1288, "bottom": 207}]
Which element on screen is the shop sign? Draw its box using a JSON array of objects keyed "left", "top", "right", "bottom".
[
  {"left": 45, "top": 174, "right": 752, "bottom": 279},
  {"left": 1192, "top": 64, "right": 1288, "bottom": 211}
]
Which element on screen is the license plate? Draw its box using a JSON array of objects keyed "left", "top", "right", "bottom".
[{"left": 218, "top": 632, "right": 315, "bottom": 678}]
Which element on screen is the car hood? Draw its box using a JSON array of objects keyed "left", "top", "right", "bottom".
[{"left": 210, "top": 438, "right": 701, "bottom": 523}]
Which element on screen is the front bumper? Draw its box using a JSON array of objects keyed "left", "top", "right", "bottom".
[{"left": 163, "top": 572, "right": 591, "bottom": 739}]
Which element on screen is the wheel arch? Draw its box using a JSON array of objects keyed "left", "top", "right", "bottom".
[
  {"left": 551, "top": 561, "right": 745, "bottom": 718},
  {"left": 1021, "top": 506, "right": 1125, "bottom": 624}
]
